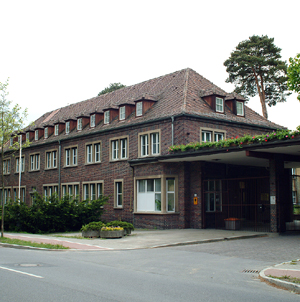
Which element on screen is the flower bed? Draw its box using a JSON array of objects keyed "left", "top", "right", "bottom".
[{"left": 100, "top": 226, "right": 124, "bottom": 239}]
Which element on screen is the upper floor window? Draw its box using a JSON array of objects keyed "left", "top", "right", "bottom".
[
  {"left": 30, "top": 153, "right": 40, "bottom": 171},
  {"left": 65, "top": 121, "right": 70, "bottom": 134},
  {"left": 35, "top": 130, "right": 39, "bottom": 141},
  {"left": 16, "top": 157, "right": 25, "bottom": 173},
  {"left": 65, "top": 146, "right": 78, "bottom": 167},
  {"left": 77, "top": 118, "right": 82, "bottom": 131},
  {"left": 114, "top": 180, "right": 123, "bottom": 208},
  {"left": 86, "top": 142, "right": 101, "bottom": 164},
  {"left": 104, "top": 111, "right": 110, "bottom": 124},
  {"left": 44, "top": 127, "right": 48, "bottom": 139},
  {"left": 9, "top": 137, "right": 13, "bottom": 147},
  {"left": 119, "top": 106, "right": 125, "bottom": 120},
  {"left": 54, "top": 124, "right": 59, "bottom": 136},
  {"left": 216, "top": 97, "right": 224, "bottom": 113},
  {"left": 26, "top": 132, "right": 30, "bottom": 141},
  {"left": 110, "top": 137, "right": 128, "bottom": 161},
  {"left": 90, "top": 114, "right": 96, "bottom": 128},
  {"left": 201, "top": 128, "right": 226, "bottom": 143},
  {"left": 139, "top": 131, "right": 160, "bottom": 157},
  {"left": 236, "top": 101, "right": 244, "bottom": 116},
  {"left": 3, "top": 159, "right": 10, "bottom": 174},
  {"left": 136, "top": 102, "right": 142, "bottom": 116},
  {"left": 46, "top": 150, "right": 57, "bottom": 169}
]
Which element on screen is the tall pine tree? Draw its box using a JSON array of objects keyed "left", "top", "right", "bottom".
[{"left": 224, "top": 35, "right": 289, "bottom": 119}]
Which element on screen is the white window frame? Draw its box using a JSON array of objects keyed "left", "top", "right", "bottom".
[
  {"left": 44, "top": 127, "right": 48, "bottom": 139},
  {"left": 139, "top": 131, "right": 160, "bottom": 157},
  {"left": 65, "top": 146, "right": 78, "bottom": 167},
  {"left": 236, "top": 101, "right": 244, "bottom": 116},
  {"left": 35, "top": 130, "right": 39, "bottom": 141},
  {"left": 82, "top": 181, "right": 103, "bottom": 201},
  {"left": 111, "top": 140, "right": 119, "bottom": 160},
  {"left": 61, "top": 183, "right": 79, "bottom": 198},
  {"left": 166, "top": 178, "right": 175, "bottom": 212},
  {"left": 104, "top": 111, "right": 110, "bottom": 124},
  {"left": 77, "top": 118, "right": 82, "bottom": 131},
  {"left": 10, "top": 137, "right": 13, "bottom": 146},
  {"left": 46, "top": 150, "right": 57, "bottom": 169},
  {"left": 114, "top": 180, "right": 123, "bottom": 208},
  {"left": 26, "top": 132, "right": 30, "bottom": 141},
  {"left": 136, "top": 102, "right": 143, "bottom": 116},
  {"left": 3, "top": 158, "right": 11, "bottom": 174},
  {"left": 119, "top": 106, "right": 125, "bottom": 120},
  {"left": 90, "top": 114, "right": 96, "bottom": 128},
  {"left": 110, "top": 136, "right": 128, "bottom": 161},
  {"left": 43, "top": 184, "right": 58, "bottom": 199},
  {"left": 137, "top": 178, "right": 161, "bottom": 212},
  {"left": 65, "top": 121, "right": 70, "bottom": 134},
  {"left": 54, "top": 124, "right": 59, "bottom": 136},
  {"left": 16, "top": 156, "right": 25, "bottom": 173},
  {"left": 216, "top": 97, "right": 224, "bottom": 113},
  {"left": 214, "top": 132, "right": 224, "bottom": 142},
  {"left": 201, "top": 128, "right": 226, "bottom": 144},
  {"left": 86, "top": 142, "right": 101, "bottom": 164},
  {"left": 30, "top": 153, "right": 40, "bottom": 171}
]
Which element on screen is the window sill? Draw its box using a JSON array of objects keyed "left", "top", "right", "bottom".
[
  {"left": 134, "top": 211, "right": 179, "bottom": 215},
  {"left": 85, "top": 162, "right": 101, "bottom": 166},
  {"left": 110, "top": 158, "right": 128, "bottom": 162},
  {"left": 114, "top": 206, "right": 123, "bottom": 210},
  {"left": 63, "top": 165, "right": 78, "bottom": 168},
  {"left": 29, "top": 170, "right": 40, "bottom": 173},
  {"left": 45, "top": 167, "right": 58, "bottom": 171}
]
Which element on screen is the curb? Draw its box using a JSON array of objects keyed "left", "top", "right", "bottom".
[
  {"left": 259, "top": 261, "right": 300, "bottom": 294},
  {"left": 0, "top": 242, "right": 66, "bottom": 251}
]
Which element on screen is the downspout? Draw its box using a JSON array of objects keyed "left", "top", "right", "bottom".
[
  {"left": 171, "top": 116, "right": 174, "bottom": 146},
  {"left": 58, "top": 140, "right": 61, "bottom": 198},
  {"left": 130, "top": 165, "right": 135, "bottom": 226}
]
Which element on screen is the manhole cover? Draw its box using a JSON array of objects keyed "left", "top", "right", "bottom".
[{"left": 242, "top": 269, "right": 260, "bottom": 274}]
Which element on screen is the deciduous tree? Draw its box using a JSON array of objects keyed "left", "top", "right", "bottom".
[
  {"left": 287, "top": 53, "right": 300, "bottom": 101},
  {"left": 98, "top": 82, "right": 126, "bottom": 96},
  {"left": 224, "top": 35, "right": 289, "bottom": 119}
]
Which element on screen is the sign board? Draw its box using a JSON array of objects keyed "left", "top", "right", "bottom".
[
  {"left": 193, "top": 197, "right": 198, "bottom": 205},
  {"left": 270, "top": 196, "right": 276, "bottom": 205}
]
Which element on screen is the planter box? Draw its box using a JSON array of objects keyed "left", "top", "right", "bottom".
[
  {"left": 100, "top": 230, "right": 125, "bottom": 239},
  {"left": 124, "top": 229, "right": 132, "bottom": 236},
  {"left": 82, "top": 230, "right": 100, "bottom": 238},
  {"left": 225, "top": 219, "right": 241, "bottom": 230}
]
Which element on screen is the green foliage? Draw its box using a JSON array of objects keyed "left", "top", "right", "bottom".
[
  {"left": 97, "top": 83, "right": 126, "bottom": 96},
  {"left": 168, "top": 129, "right": 300, "bottom": 153},
  {"left": 287, "top": 53, "right": 300, "bottom": 101},
  {"left": 0, "top": 193, "right": 108, "bottom": 234},
  {"left": 224, "top": 35, "right": 289, "bottom": 118},
  {"left": 0, "top": 237, "right": 68, "bottom": 249},
  {"left": 106, "top": 220, "right": 134, "bottom": 231},
  {"left": 81, "top": 221, "right": 105, "bottom": 231}
]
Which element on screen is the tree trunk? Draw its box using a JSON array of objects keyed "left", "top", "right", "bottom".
[{"left": 252, "top": 67, "right": 268, "bottom": 119}]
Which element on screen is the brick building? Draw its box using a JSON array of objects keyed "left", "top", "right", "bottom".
[{"left": 2, "top": 68, "right": 296, "bottom": 232}]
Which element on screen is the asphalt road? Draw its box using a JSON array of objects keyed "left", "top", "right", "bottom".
[{"left": 0, "top": 234, "right": 299, "bottom": 302}]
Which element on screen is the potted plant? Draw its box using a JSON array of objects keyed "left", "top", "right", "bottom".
[
  {"left": 81, "top": 221, "right": 105, "bottom": 238},
  {"left": 224, "top": 218, "right": 241, "bottom": 230},
  {"left": 100, "top": 226, "right": 125, "bottom": 238},
  {"left": 106, "top": 220, "right": 134, "bottom": 235}
]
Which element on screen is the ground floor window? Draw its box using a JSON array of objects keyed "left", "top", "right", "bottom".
[
  {"left": 0, "top": 188, "right": 11, "bottom": 204},
  {"left": 82, "top": 182, "right": 103, "bottom": 201},
  {"left": 13, "top": 187, "right": 26, "bottom": 203},
  {"left": 43, "top": 185, "right": 58, "bottom": 200},
  {"left": 204, "top": 180, "right": 222, "bottom": 212},
  {"left": 62, "top": 183, "right": 79, "bottom": 199},
  {"left": 114, "top": 180, "right": 123, "bottom": 208}
]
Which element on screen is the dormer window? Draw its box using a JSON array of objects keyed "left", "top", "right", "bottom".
[
  {"left": 55, "top": 124, "right": 59, "bottom": 136},
  {"left": 77, "top": 118, "right": 82, "bottom": 131},
  {"left": 136, "top": 102, "right": 142, "bottom": 116},
  {"left": 26, "top": 132, "right": 29, "bottom": 141},
  {"left": 104, "top": 111, "right": 110, "bottom": 124},
  {"left": 119, "top": 106, "right": 125, "bottom": 120},
  {"left": 44, "top": 127, "right": 48, "bottom": 139},
  {"left": 216, "top": 97, "right": 224, "bottom": 113},
  {"left": 35, "top": 130, "right": 39, "bottom": 141},
  {"left": 236, "top": 101, "right": 244, "bottom": 116},
  {"left": 10, "top": 137, "right": 13, "bottom": 146},
  {"left": 90, "top": 114, "right": 95, "bottom": 128},
  {"left": 65, "top": 121, "right": 70, "bottom": 134}
]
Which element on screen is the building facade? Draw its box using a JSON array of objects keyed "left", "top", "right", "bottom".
[{"left": 2, "top": 68, "right": 292, "bottom": 231}]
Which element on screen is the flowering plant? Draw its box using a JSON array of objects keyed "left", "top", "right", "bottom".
[
  {"left": 224, "top": 218, "right": 240, "bottom": 221},
  {"left": 101, "top": 226, "right": 124, "bottom": 231}
]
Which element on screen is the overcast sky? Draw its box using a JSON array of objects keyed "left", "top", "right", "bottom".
[{"left": 1, "top": 0, "right": 299, "bottom": 130}]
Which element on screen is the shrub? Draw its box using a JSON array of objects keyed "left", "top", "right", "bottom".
[
  {"left": 106, "top": 220, "right": 134, "bottom": 231},
  {"left": 81, "top": 221, "right": 106, "bottom": 231}
]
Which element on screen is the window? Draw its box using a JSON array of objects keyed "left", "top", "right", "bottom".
[
  {"left": 13, "top": 187, "right": 26, "bottom": 203},
  {"left": 46, "top": 150, "right": 57, "bottom": 169},
  {"left": 43, "top": 185, "right": 58, "bottom": 199},
  {"left": 65, "top": 146, "right": 78, "bottom": 167},
  {"left": 10, "top": 137, "right": 13, "bottom": 146},
  {"left": 115, "top": 180, "right": 123, "bottom": 207},
  {"left": 77, "top": 118, "right": 82, "bottom": 131},
  {"left": 216, "top": 97, "right": 224, "bottom": 112},
  {"left": 26, "top": 132, "right": 30, "bottom": 141},
  {"left": 110, "top": 137, "right": 128, "bottom": 161},
  {"left": 30, "top": 154, "right": 40, "bottom": 171},
  {"left": 236, "top": 101, "right": 244, "bottom": 116},
  {"left": 3, "top": 159, "right": 10, "bottom": 174},
  {"left": 86, "top": 142, "right": 101, "bottom": 164},
  {"left": 35, "top": 130, "right": 39, "bottom": 141},
  {"left": 55, "top": 124, "right": 59, "bottom": 136},
  {"left": 65, "top": 121, "right": 70, "bottom": 134},
  {"left": 136, "top": 102, "right": 142, "bottom": 116},
  {"left": 16, "top": 157, "right": 25, "bottom": 173},
  {"left": 44, "top": 127, "right": 48, "bottom": 139},
  {"left": 90, "top": 114, "right": 95, "bottom": 128},
  {"left": 201, "top": 128, "right": 226, "bottom": 143},
  {"left": 139, "top": 131, "right": 160, "bottom": 157},
  {"left": 61, "top": 183, "right": 79, "bottom": 198},
  {"left": 166, "top": 178, "right": 175, "bottom": 212},
  {"left": 0, "top": 188, "right": 11, "bottom": 204},
  {"left": 119, "top": 106, "right": 125, "bottom": 120},
  {"left": 104, "top": 111, "right": 110, "bottom": 124},
  {"left": 204, "top": 180, "right": 222, "bottom": 212},
  {"left": 137, "top": 179, "right": 161, "bottom": 212},
  {"left": 82, "top": 181, "right": 103, "bottom": 201}
]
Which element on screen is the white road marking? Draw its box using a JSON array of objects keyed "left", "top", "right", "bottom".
[{"left": 0, "top": 266, "right": 44, "bottom": 279}]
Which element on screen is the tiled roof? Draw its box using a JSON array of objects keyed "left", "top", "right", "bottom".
[{"left": 27, "top": 68, "right": 283, "bottom": 139}]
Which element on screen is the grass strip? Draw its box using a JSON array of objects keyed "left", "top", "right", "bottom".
[
  {"left": 0, "top": 237, "right": 69, "bottom": 249},
  {"left": 268, "top": 275, "right": 300, "bottom": 284}
]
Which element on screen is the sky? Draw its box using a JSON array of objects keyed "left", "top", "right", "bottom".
[{"left": 1, "top": 0, "right": 299, "bottom": 130}]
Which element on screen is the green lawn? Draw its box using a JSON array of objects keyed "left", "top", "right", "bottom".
[{"left": 0, "top": 237, "right": 69, "bottom": 249}]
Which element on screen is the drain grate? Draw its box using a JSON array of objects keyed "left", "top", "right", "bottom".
[{"left": 242, "top": 269, "right": 260, "bottom": 274}]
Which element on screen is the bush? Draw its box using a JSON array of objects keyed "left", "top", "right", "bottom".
[
  {"left": 81, "top": 221, "right": 106, "bottom": 232},
  {"left": 106, "top": 220, "right": 134, "bottom": 231},
  {"left": 0, "top": 192, "right": 108, "bottom": 234}
]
